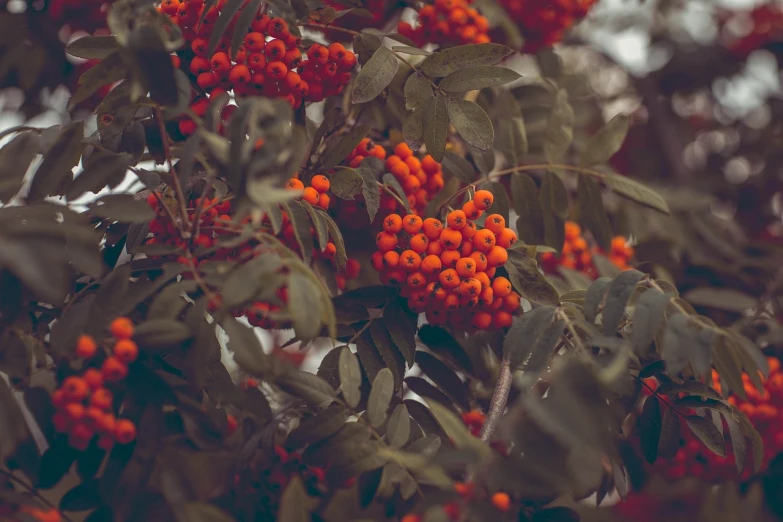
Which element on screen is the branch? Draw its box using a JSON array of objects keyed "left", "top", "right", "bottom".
[{"left": 478, "top": 357, "right": 512, "bottom": 442}]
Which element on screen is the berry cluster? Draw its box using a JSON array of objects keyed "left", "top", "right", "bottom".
[
  {"left": 51, "top": 318, "right": 139, "bottom": 452},
  {"left": 371, "top": 191, "right": 521, "bottom": 332},
  {"left": 643, "top": 357, "right": 783, "bottom": 483},
  {"left": 539, "top": 221, "right": 634, "bottom": 278},
  {"left": 400, "top": 488, "right": 511, "bottom": 522},
  {"left": 398, "top": 0, "right": 491, "bottom": 47},
  {"left": 160, "top": 0, "right": 356, "bottom": 113},
  {"left": 384, "top": 142, "right": 446, "bottom": 215},
  {"left": 497, "top": 0, "right": 596, "bottom": 51},
  {"left": 722, "top": 3, "right": 783, "bottom": 57}
]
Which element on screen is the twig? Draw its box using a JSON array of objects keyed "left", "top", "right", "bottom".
[
  {"left": 478, "top": 357, "right": 512, "bottom": 442},
  {"left": 154, "top": 106, "right": 191, "bottom": 238}
]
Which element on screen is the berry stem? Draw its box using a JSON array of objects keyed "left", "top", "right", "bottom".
[
  {"left": 478, "top": 357, "right": 512, "bottom": 442},
  {"left": 154, "top": 106, "right": 192, "bottom": 238}
]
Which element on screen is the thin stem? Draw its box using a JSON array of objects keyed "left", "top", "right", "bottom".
[
  {"left": 478, "top": 357, "right": 512, "bottom": 442},
  {"left": 489, "top": 163, "right": 608, "bottom": 181},
  {"left": 154, "top": 106, "right": 191, "bottom": 238}
]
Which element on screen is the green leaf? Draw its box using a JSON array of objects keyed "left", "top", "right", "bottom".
[
  {"left": 419, "top": 43, "right": 514, "bottom": 77},
  {"left": 723, "top": 414, "right": 747, "bottom": 473},
  {"left": 278, "top": 477, "right": 316, "bottom": 522},
  {"left": 386, "top": 404, "right": 411, "bottom": 448},
  {"left": 584, "top": 277, "right": 611, "bottom": 323},
  {"left": 0, "top": 131, "right": 40, "bottom": 204},
  {"left": 28, "top": 121, "right": 84, "bottom": 203},
  {"left": 657, "top": 408, "right": 681, "bottom": 459},
  {"left": 441, "top": 151, "right": 477, "bottom": 184},
  {"left": 330, "top": 168, "right": 364, "bottom": 200},
  {"left": 601, "top": 172, "right": 670, "bottom": 214},
  {"left": 322, "top": 213, "right": 348, "bottom": 268},
  {"left": 539, "top": 170, "right": 568, "bottom": 251},
  {"left": 382, "top": 173, "right": 413, "bottom": 215},
  {"left": 655, "top": 381, "right": 725, "bottom": 401},
  {"left": 369, "top": 321, "right": 406, "bottom": 390},
  {"left": 88, "top": 194, "right": 155, "bottom": 222},
  {"left": 403, "top": 111, "right": 425, "bottom": 152},
  {"left": 510, "top": 172, "right": 543, "bottom": 245},
  {"left": 65, "top": 35, "right": 120, "bottom": 59},
  {"left": 577, "top": 176, "right": 612, "bottom": 252},
  {"left": 535, "top": 48, "right": 563, "bottom": 79},
  {"left": 602, "top": 270, "right": 645, "bottom": 335},
  {"left": 446, "top": 98, "right": 494, "bottom": 151},
  {"left": 439, "top": 66, "right": 520, "bottom": 93},
  {"left": 392, "top": 45, "right": 431, "bottom": 55},
  {"left": 288, "top": 270, "right": 325, "bottom": 342},
  {"left": 686, "top": 415, "right": 726, "bottom": 457},
  {"left": 68, "top": 52, "right": 128, "bottom": 109},
  {"left": 207, "top": 0, "right": 245, "bottom": 56},
  {"left": 284, "top": 200, "right": 315, "bottom": 263},
  {"left": 638, "top": 397, "right": 661, "bottom": 464},
  {"left": 352, "top": 33, "right": 382, "bottom": 66},
  {"left": 356, "top": 330, "right": 386, "bottom": 382},
  {"left": 367, "top": 368, "right": 394, "bottom": 428},
  {"left": 404, "top": 73, "right": 433, "bottom": 111},
  {"left": 683, "top": 287, "right": 758, "bottom": 313},
  {"left": 543, "top": 89, "right": 574, "bottom": 164},
  {"left": 339, "top": 346, "right": 363, "bottom": 409},
  {"left": 277, "top": 369, "right": 337, "bottom": 405},
  {"left": 66, "top": 151, "right": 131, "bottom": 201},
  {"left": 631, "top": 288, "right": 670, "bottom": 355},
  {"left": 415, "top": 352, "right": 470, "bottom": 411},
  {"left": 579, "top": 113, "right": 630, "bottom": 167},
  {"left": 503, "top": 305, "right": 558, "bottom": 372},
  {"left": 356, "top": 156, "right": 383, "bottom": 222},
  {"left": 405, "top": 376, "right": 454, "bottom": 409},
  {"left": 427, "top": 401, "right": 491, "bottom": 458},
  {"left": 352, "top": 45, "right": 399, "bottom": 104},
  {"left": 230, "top": 0, "right": 264, "bottom": 59},
  {"left": 221, "top": 255, "right": 283, "bottom": 309},
  {"left": 133, "top": 320, "right": 192, "bottom": 349},
  {"left": 383, "top": 301, "right": 418, "bottom": 367},
  {"left": 286, "top": 404, "right": 350, "bottom": 449},
  {"left": 417, "top": 325, "right": 474, "bottom": 376},
  {"left": 423, "top": 95, "right": 449, "bottom": 162},
  {"left": 504, "top": 250, "right": 559, "bottom": 306},
  {"left": 300, "top": 201, "right": 329, "bottom": 253},
  {"left": 0, "top": 375, "right": 30, "bottom": 462},
  {"left": 320, "top": 124, "right": 372, "bottom": 170},
  {"left": 497, "top": 116, "right": 528, "bottom": 168}
]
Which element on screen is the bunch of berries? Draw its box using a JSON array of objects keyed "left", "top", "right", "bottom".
[
  {"left": 462, "top": 409, "right": 509, "bottom": 454},
  {"left": 643, "top": 357, "right": 783, "bottom": 483},
  {"left": 397, "top": 0, "right": 491, "bottom": 47},
  {"left": 400, "top": 489, "right": 511, "bottom": 522},
  {"left": 51, "top": 318, "right": 138, "bottom": 452},
  {"left": 159, "top": 0, "right": 356, "bottom": 110},
  {"left": 385, "top": 142, "right": 446, "bottom": 215},
  {"left": 721, "top": 3, "right": 783, "bottom": 57},
  {"left": 539, "top": 221, "right": 634, "bottom": 278},
  {"left": 371, "top": 190, "right": 521, "bottom": 332},
  {"left": 497, "top": 0, "right": 596, "bottom": 51}
]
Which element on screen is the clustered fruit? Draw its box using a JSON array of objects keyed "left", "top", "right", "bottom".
[
  {"left": 398, "top": 0, "right": 491, "bottom": 47},
  {"left": 539, "top": 221, "right": 634, "bottom": 278},
  {"left": 643, "top": 357, "right": 783, "bottom": 483},
  {"left": 383, "top": 142, "right": 446, "bottom": 215},
  {"left": 51, "top": 318, "right": 139, "bottom": 452},
  {"left": 497, "top": 0, "right": 596, "bottom": 51},
  {"left": 721, "top": 3, "right": 783, "bottom": 57},
  {"left": 371, "top": 190, "right": 521, "bottom": 332},
  {"left": 158, "top": 0, "right": 356, "bottom": 120},
  {"left": 144, "top": 175, "right": 360, "bottom": 328}
]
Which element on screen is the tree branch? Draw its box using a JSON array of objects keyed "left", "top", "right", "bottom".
[{"left": 478, "top": 357, "right": 512, "bottom": 442}]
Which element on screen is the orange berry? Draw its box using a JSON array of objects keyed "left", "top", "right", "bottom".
[
  {"left": 491, "top": 492, "right": 511, "bottom": 512},
  {"left": 394, "top": 142, "right": 412, "bottom": 159},
  {"left": 475, "top": 271, "right": 491, "bottom": 290},
  {"left": 383, "top": 250, "right": 401, "bottom": 268},
  {"left": 440, "top": 228, "right": 463, "bottom": 250},
  {"left": 439, "top": 268, "right": 460, "bottom": 289},
  {"left": 444, "top": 293, "right": 460, "bottom": 310},
  {"left": 462, "top": 200, "right": 482, "bottom": 220},
  {"left": 390, "top": 161, "right": 411, "bottom": 179},
  {"left": 492, "top": 277, "right": 512, "bottom": 298},
  {"left": 407, "top": 272, "right": 426, "bottom": 288},
  {"left": 486, "top": 245, "right": 509, "bottom": 267},
  {"left": 440, "top": 249, "right": 461, "bottom": 269},
  {"left": 64, "top": 402, "right": 86, "bottom": 421},
  {"left": 75, "top": 335, "right": 97, "bottom": 358},
  {"left": 572, "top": 237, "right": 588, "bottom": 252},
  {"left": 405, "top": 156, "right": 422, "bottom": 172},
  {"left": 287, "top": 178, "right": 304, "bottom": 190},
  {"left": 376, "top": 231, "right": 398, "bottom": 252},
  {"left": 479, "top": 286, "right": 494, "bottom": 306},
  {"left": 409, "top": 233, "right": 429, "bottom": 253},
  {"left": 83, "top": 368, "right": 103, "bottom": 390},
  {"left": 311, "top": 174, "right": 330, "bottom": 193},
  {"left": 460, "top": 240, "right": 474, "bottom": 257},
  {"left": 422, "top": 218, "right": 444, "bottom": 240},
  {"left": 496, "top": 228, "right": 517, "bottom": 248},
  {"left": 114, "top": 419, "right": 137, "bottom": 444},
  {"left": 472, "top": 312, "right": 492, "bottom": 329},
  {"left": 302, "top": 187, "right": 319, "bottom": 205},
  {"left": 447, "top": 209, "right": 467, "bottom": 230},
  {"left": 458, "top": 278, "right": 481, "bottom": 297},
  {"left": 473, "top": 190, "right": 494, "bottom": 210},
  {"left": 61, "top": 376, "right": 89, "bottom": 402},
  {"left": 402, "top": 214, "right": 423, "bottom": 235},
  {"left": 383, "top": 213, "right": 403, "bottom": 233},
  {"left": 470, "top": 251, "right": 488, "bottom": 271},
  {"left": 400, "top": 250, "right": 422, "bottom": 271},
  {"left": 421, "top": 154, "right": 440, "bottom": 174},
  {"left": 473, "top": 229, "right": 496, "bottom": 252},
  {"left": 455, "top": 257, "right": 477, "bottom": 278},
  {"left": 109, "top": 317, "right": 134, "bottom": 339},
  {"left": 317, "top": 193, "right": 330, "bottom": 210},
  {"left": 503, "top": 292, "right": 521, "bottom": 312},
  {"left": 611, "top": 235, "right": 627, "bottom": 253},
  {"left": 426, "top": 240, "right": 443, "bottom": 256},
  {"left": 492, "top": 311, "right": 513, "bottom": 329},
  {"left": 565, "top": 221, "right": 581, "bottom": 240},
  {"left": 484, "top": 214, "right": 505, "bottom": 234},
  {"left": 226, "top": 414, "right": 239, "bottom": 436},
  {"left": 90, "top": 388, "right": 113, "bottom": 411},
  {"left": 113, "top": 339, "right": 138, "bottom": 364},
  {"left": 101, "top": 357, "right": 128, "bottom": 382},
  {"left": 421, "top": 255, "right": 443, "bottom": 276},
  {"left": 401, "top": 515, "right": 421, "bottom": 522}
]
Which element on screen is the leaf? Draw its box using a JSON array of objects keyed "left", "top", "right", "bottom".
[
  {"left": 338, "top": 346, "right": 363, "bottom": 409},
  {"left": 65, "top": 35, "right": 120, "bottom": 59},
  {"left": 535, "top": 48, "right": 563, "bottom": 79},
  {"left": 543, "top": 89, "right": 574, "bottom": 164},
  {"left": 221, "top": 255, "right": 282, "bottom": 309},
  {"left": 655, "top": 381, "right": 725, "bottom": 401},
  {"left": 423, "top": 95, "right": 449, "bottom": 162},
  {"left": 686, "top": 415, "right": 726, "bottom": 457},
  {"left": 497, "top": 116, "right": 528, "bottom": 169},
  {"left": 602, "top": 270, "right": 645, "bottom": 335},
  {"left": 510, "top": 172, "right": 543, "bottom": 245},
  {"left": 601, "top": 172, "right": 670, "bottom": 214},
  {"left": 356, "top": 156, "right": 383, "bottom": 222},
  {"left": 404, "top": 73, "right": 433, "bottom": 111},
  {"left": 631, "top": 288, "right": 670, "bottom": 355},
  {"left": 419, "top": 43, "right": 514, "bottom": 77},
  {"left": 230, "top": 0, "right": 264, "bottom": 59},
  {"left": 403, "top": 111, "right": 425, "bottom": 152},
  {"left": 367, "top": 368, "right": 395, "bottom": 428},
  {"left": 584, "top": 277, "right": 611, "bottom": 323},
  {"left": 207, "top": 0, "right": 245, "bottom": 56},
  {"left": 416, "top": 325, "right": 474, "bottom": 376},
  {"left": 383, "top": 301, "right": 418, "bottom": 367},
  {"left": 386, "top": 404, "right": 411, "bottom": 448},
  {"left": 278, "top": 477, "right": 315, "bottom": 522},
  {"left": 369, "top": 322, "right": 406, "bottom": 390},
  {"left": 504, "top": 250, "right": 559, "bottom": 307},
  {"left": 352, "top": 45, "right": 399, "bottom": 104},
  {"left": 0, "top": 132, "right": 38, "bottom": 203},
  {"left": 683, "top": 288, "right": 758, "bottom": 313},
  {"left": 66, "top": 151, "right": 131, "bottom": 201},
  {"left": 0, "top": 376, "right": 30, "bottom": 462},
  {"left": 577, "top": 176, "right": 612, "bottom": 252},
  {"left": 382, "top": 173, "right": 413, "bottom": 215},
  {"left": 356, "top": 330, "right": 386, "bottom": 382},
  {"left": 415, "top": 352, "right": 470, "bottom": 411},
  {"left": 88, "top": 194, "right": 155, "bottom": 222},
  {"left": 427, "top": 402, "right": 491, "bottom": 458},
  {"left": 503, "top": 306, "right": 557, "bottom": 372},
  {"left": 322, "top": 213, "right": 348, "bottom": 268},
  {"left": 320, "top": 124, "right": 372, "bottom": 170},
  {"left": 288, "top": 270, "right": 325, "bottom": 343},
  {"left": 286, "top": 405, "right": 350, "bottom": 449},
  {"left": 330, "top": 168, "right": 364, "bottom": 200},
  {"left": 539, "top": 170, "right": 568, "bottom": 251},
  {"left": 657, "top": 408, "right": 681, "bottom": 459},
  {"left": 277, "top": 369, "right": 337, "bottom": 405},
  {"left": 580, "top": 113, "right": 630, "bottom": 167},
  {"left": 68, "top": 52, "right": 128, "bottom": 109},
  {"left": 441, "top": 151, "right": 477, "bottom": 184},
  {"left": 638, "top": 397, "right": 662, "bottom": 464},
  {"left": 283, "top": 200, "right": 315, "bottom": 264},
  {"left": 446, "top": 98, "right": 494, "bottom": 151},
  {"left": 405, "top": 376, "right": 454, "bottom": 408},
  {"left": 27, "top": 121, "right": 84, "bottom": 203},
  {"left": 724, "top": 415, "right": 747, "bottom": 473},
  {"left": 439, "top": 66, "right": 520, "bottom": 93}
]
